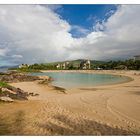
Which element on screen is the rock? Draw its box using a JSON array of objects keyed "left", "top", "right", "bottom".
[
  {"left": 29, "top": 92, "right": 34, "bottom": 96},
  {"left": 1, "top": 87, "right": 16, "bottom": 94},
  {"left": 0, "top": 96, "right": 14, "bottom": 102},
  {"left": 0, "top": 86, "right": 28, "bottom": 101},
  {"left": 38, "top": 76, "right": 49, "bottom": 80},
  {"left": 7, "top": 86, "right": 17, "bottom": 92},
  {"left": 28, "top": 92, "right": 39, "bottom": 96},
  {"left": 34, "top": 93, "right": 39, "bottom": 96},
  {"left": 0, "top": 71, "right": 40, "bottom": 83},
  {"left": 0, "top": 71, "right": 40, "bottom": 101}
]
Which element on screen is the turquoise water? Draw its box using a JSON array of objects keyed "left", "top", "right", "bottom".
[{"left": 31, "top": 72, "right": 130, "bottom": 89}]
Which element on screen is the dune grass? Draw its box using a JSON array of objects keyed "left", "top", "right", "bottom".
[{"left": 0, "top": 81, "right": 9, "bottom": 88}]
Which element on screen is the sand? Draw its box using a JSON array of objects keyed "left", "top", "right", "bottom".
[{"left": 0, "top": 70, "right": 140, "bottom": 135}]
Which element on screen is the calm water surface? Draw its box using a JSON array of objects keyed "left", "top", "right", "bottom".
[{"left": 31, "top": 72, "right": 130, "bottom": 89}]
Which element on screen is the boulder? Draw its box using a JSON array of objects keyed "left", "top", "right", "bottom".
[
  {"left": 1, "top": 87, "right": 16, "bottom": 94},
  {"left": 0, "top": 96, "right": 14, "bottom": 102},
  {"left": 0, "top": 87, "right": 28, "bottom": 100},
  {"left": 0, "top": 71, "right": 40, "bottom": 83}
]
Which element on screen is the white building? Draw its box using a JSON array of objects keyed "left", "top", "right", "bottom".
[
  {"left": 56, "top": 64, "right": 61, "bottom": 69},
  {"left": 19, "top": 64, "right": 29, "bottom": 68},
  {"left": 56, "top": 61, "right": 69, "bottom": 69},
  {"left": 133, "top": 55, "right": 140, "bottom": 61},
  {"left": 80, "top": 60, "right": 91, "bottom": 69},
  {"left": 86, "top": 60, "right": 91, "bottom": 69},
  {"left": 62, "top": 63, "right": 66, "bottom": 69}
]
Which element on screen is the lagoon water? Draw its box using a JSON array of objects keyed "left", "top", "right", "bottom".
[{"left": 31, "top": 72, "right": 130, "bottom": 88}]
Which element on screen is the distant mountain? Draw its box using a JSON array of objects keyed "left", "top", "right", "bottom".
[{"left": 0, "top": 65, "right": 19, "bottom": 69}]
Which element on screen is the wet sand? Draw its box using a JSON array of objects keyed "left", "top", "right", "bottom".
[{"left": 0, "top": 70, "right": 140, "bottom": 135}]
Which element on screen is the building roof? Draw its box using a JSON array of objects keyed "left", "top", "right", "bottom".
[{"left": 134, "top": 55, "right": 140, "bottom": 57}]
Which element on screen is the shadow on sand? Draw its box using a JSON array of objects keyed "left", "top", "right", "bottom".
[
  {"left": 0, "top": 111, "right": 139, "bottom": 135},
  {"left": 0, "top": 110, "right": 25, "bottom": 135},
  {"left": 129, "top": 91, "right": 140, "bottom": 95},
  {"left": 38, "top": 114, "right": 139, "bottom": 136}
]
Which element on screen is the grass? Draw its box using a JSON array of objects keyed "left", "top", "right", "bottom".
[
  {"left": 16, "top": 68, "right": 40, "bottom": 73},
  {"left": 0, "top": 81, "right": 10, "bottom": 95},
  {"left": 0, "top": 81, "right": 9, "bottom": 88},
  {"left": 9, "top": 68, "right": 40, "bottom": 73}
]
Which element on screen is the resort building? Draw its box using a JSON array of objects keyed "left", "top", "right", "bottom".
[
  {"left": 56, "top": 61, "right": 70, "bottom": 69},
  {"left": 133, "top": 55, "right": 140, "bottom": 61},
  {"left": 86, "top": 60, "right": 91, "bottom": 69},
  {"left": 56, "top": 64, "right": 61, "bottom": 69},
  {"left": 56, "top": 60, "right": 91, "bottom": 70},
  {"left": 62, "top": 63, "right": 66, "bottom": 69},
  {"left": 73, "top": 63, "right": 80, "bottom": 69},
  {"left": 19, "top": 64, "right": 30, "bottom": 68},
  {"left": 80, "top": 60, "right": 91, "bottom": 69}
]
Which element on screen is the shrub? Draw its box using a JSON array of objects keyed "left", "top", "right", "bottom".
[{"left": 0, "top": 81, "right": 9, "bottom": 88}]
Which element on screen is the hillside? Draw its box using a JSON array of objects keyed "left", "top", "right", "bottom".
[{"left": 47, "top": 59, "right": 105, "bottom": 66}]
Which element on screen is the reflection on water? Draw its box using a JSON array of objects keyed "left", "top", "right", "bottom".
[{"left": 31, "top": 72, "right": 130, "bottom": 88}]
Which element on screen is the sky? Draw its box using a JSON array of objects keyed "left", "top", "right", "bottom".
[
  {"left": 55, "top": 5, "right": 117, "bottom": 37},
  {"left": 0, "top": 4, "right": 140, "bottom": 66}
]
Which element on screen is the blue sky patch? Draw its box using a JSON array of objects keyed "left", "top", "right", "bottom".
[{"left": 55, "top": 5, "right": 118, "bottom": 37}]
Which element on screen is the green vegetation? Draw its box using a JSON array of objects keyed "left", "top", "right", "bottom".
[
  {"left": 29, "top": 63, "right": 57, "bottom": 70},
  {"left": 0, "top": 81, "right": 9, "bottom": 88},
  {"left": 8, "top": 59, "right": 140, "bottom": 71},
  {"left": 9, "top": 67, "right": 41, "bottom": 72},
  {"left": 96, "top": 60, "right": 140, "bottom": 70}
]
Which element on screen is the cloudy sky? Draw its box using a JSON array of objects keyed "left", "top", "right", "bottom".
[{"left": 0, "top": 4, "right": 140, "bottom": 66}]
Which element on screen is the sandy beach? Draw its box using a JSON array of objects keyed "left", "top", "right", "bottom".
[{"left": 0, "top": 70, "right": 140, "bottom": 135}]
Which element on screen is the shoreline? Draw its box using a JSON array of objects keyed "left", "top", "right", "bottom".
[
  {"left": 1, "top": 70, "right": 140, "bottom": 135},
  {"left": 40, "top": 70, "right": 134, "bottom": 89}
]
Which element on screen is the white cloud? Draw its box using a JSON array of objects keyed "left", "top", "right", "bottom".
[
  {"left": 68, "top": 5, "right": 140, "bottom": 60},
  {"left": 43, "top": 4, "right": 62, "bottom": 11},
  {"left": 0, "top": 5, "right": 140, "bottom": 65},
  {"left": 0, "top": 48, "right": 9, "bottom": 56},
  {"left": 0, "top": 5, "right": 73, "bottom": 64},
  {"left": 11, "top": 54, "right": 23, "bottom": 58},
  {"left": 71, "top": 25, "right": 90, "bottom": 37}
]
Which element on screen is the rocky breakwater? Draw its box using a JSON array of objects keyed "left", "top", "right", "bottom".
[
  {"left": 0, "top": 71, "right": 50, "bottom": 103},
  {"left": 0, "top": 71, "right": 41, "bottom": 83}
]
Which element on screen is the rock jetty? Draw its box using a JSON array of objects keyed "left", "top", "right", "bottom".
[{"left": 0, "top": 71, "right": 41, "bottom": 83}]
